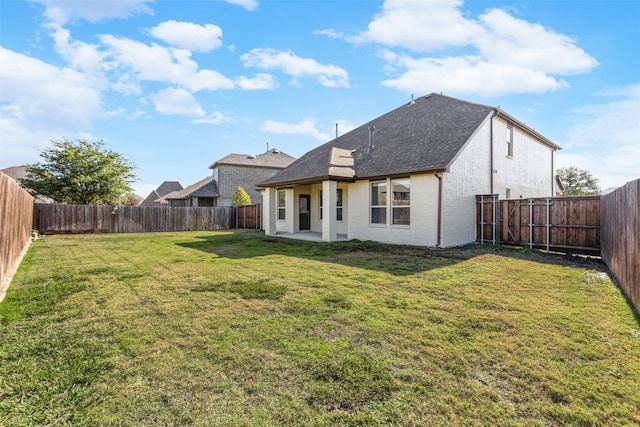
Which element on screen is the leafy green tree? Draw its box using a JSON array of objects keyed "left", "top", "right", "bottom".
[
  {"left": 20, "top": 138, "right": 137, "bottom": 205},
  {"left": 557, "top": 166, "right": 600, "bottom": 196},
  {"left": 232, "top": 186, "right": 252, "bottom": 206}
]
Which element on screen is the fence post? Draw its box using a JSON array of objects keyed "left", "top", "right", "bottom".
[
  {"left": 480, "top": 195, "right": 485, "bottom": 244},
  {"left": 529, "top": 198, "right": 533, "bottom": 250},
  {"left": 545, "top": 198, "right": 550, "bottom": 253},
  {"left": 492, "top": 194, "right": 497, "bottom": 245}
]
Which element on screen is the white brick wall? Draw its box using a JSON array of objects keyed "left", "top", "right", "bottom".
[
  {"left": 347, "top": 175, "right": 439, "bottom": 246},
  {"left": 441, "top": 116, "right": 492, "bottom": 247},
  {"left": 492, "top": 116, "right": 555, "bottom": 199}
]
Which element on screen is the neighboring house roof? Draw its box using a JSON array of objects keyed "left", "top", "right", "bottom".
[
  {"left": 159, "top": 175, "right": 218, "bottom": 202},
  {"left": 259, "top": 93, "right": 561, "bottom": 187},
  {"left": 1, "top": 166, "right": 31, "bottom": 181},
  {"left": 1, "top": 166, "right": 56, "bottom": 203},
  {"left": 209, "top": 148, "right": 296, "bottom": 169},
  {"left": 140, "top": 181, "right": 183, "bottom": 206}
]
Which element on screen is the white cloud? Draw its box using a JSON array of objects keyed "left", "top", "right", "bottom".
[
  {"left": 558, "top": 84, "right": 640, "bottom": 189},
  {"left": 477, "top": 9, "right": 598, "bottom": 75},
  {"left": 224, "top": 0, "right": 258, "bottom": 11},
  {"left": 314, "top": 29, "right": 344, "bottom": 39},
  {"left": 149, "top": 20, "right": 223, "bottom": 53},
  {"left": 357, "top": 0, "right": 481, "bottom": 51},
  {"left": 235, "top": 73, "right": 278, "bottom": 90},
  {"left": 0, "top": 47, "right": 104, "bottom": 168},
  {"left": 103, "top": 107, "right": 150, "bottom": 120},
  {"left": 192, "top": 111, "right": 233, "bottom": 125},
  {"left": 380, "top": 51, "right": 568, "bottom": 96},
  {"left": 100, "top": 35, "right": 234, "bottom": 92},
  {"left": 51, "top": 27, "right": 106, "bottom": 77},
  {"left": 241, "top": 48, "right": 349, "bottom": 88},
  {"left": 260, "top": 119, "right": 331, "bottom": 141},
  {"left": 357, "top": 0, "right": 597, "bottom": 97},
  {"left": 32, "top": 0, "right": 154, "bottom": 28},
  {"left": 0, "top": 47, "right": 101, "bottom": 131},
  {"left": 150, "top": 87, "right": 204, "bottom": 117}
]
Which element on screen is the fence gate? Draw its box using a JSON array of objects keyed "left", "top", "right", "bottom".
[
  {"left": 477, "top": 195, "right": 600, "bottom": 253},
  {"left": 235, "top": 204, "right": 261, "bottom": 229},
  {"left": 476, "top": 194, "right": 499, "bottom": 244}
]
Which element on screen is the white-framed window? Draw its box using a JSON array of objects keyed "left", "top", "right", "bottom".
[
  {"left": 391, "top": 178, "right": 410, "bottom": 225},
  {"left": 505, "top": 188, "right": 511, "bottom": 199},
  {"left": 506, "top": 123, "right": 514, "bottom": 158},
  {"left": 370, "top": 180, "right": 387, "bottom": 224},
  {"left": 277, "top": 190, "right": 286, "bottom": 220},
  {"left": 319, "top": 188, "right": 343, "bottom": 221}
]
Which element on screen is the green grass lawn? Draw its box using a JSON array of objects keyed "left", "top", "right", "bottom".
[{"left": 1, "top": 230, "right": 638, "bottom": 426}]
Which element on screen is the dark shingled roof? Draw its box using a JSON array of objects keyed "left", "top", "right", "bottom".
[
  {"left": 160, "top": 175, "right": 218, "bottom": 202},
  {"left": 209, "top": 148, "right": 296, "bottom": 169},
  {"left": 260, "top": 93, "right": 555, "bottom": 187},
  {"left": 140, "top": 181, "right": 183, "bottom": 206}
]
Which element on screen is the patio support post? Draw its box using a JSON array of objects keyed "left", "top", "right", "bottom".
[
  {"left": 322, "top": 180, "right": 337, "bottom": 242},
  {"left": 263, "top": 187, "right": 277, "bottom": 236}
]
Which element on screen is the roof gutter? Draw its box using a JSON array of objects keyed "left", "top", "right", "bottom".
[
  {"left": 494, "top": 110, "right": 562, "bottom": 151},
  {"left": 256, "top": 174, "right": 357, "bottom": 189}
]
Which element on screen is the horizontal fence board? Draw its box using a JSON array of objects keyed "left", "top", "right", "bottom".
[{"left": 34, "top": 204, "right": 235, "bottom": 234}]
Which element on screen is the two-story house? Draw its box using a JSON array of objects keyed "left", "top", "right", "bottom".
[
  {"left": 258, "top": 93, "right": 561, "bottom": 247},
  {"left": 162, "top": 149, "right": 295, "bottom": 207}
]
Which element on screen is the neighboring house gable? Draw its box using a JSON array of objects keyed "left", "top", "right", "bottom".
[
  {"left": 159, "top": 175, "right": 219, "bottom": 207},
  {"left": 209, "top": 149, "right": 296, "bottom": 206},
  {"left": 140, "top": 181, "right": 183, "bottom": 206},
  {"left": 0, "top": 166, "right": 55, "bottom": 203},
  {"left": 258, "top": 93, "right": 561, "bottom": 247}
]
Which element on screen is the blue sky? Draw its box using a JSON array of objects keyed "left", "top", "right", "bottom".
[{"left": 1, "top": 0, "right": 638, "bottom": 197}]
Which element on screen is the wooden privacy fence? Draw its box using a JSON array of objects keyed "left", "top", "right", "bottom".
[
  {"left": 477, "top": 195, "right": 601, "bottom": 253},
  {"left": 0, "top": 172, "right": 35, "bottom": 294},
  {"left": 236, "top": 204, "right": 261, "bottom": 229},
  {"left": 34, "top": 204, "right": 235, "bottom": 234},
  {"left": 601, "top": 179, "right": 639, "bottom": 314}
]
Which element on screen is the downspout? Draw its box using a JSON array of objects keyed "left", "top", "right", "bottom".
[
  {"left": 435, "top": 171, "right": 443, "bottom": 247},
  {"left": 490, "top": 111, "right": 495, "bottom": 194},
  {"left": 551, "top": 149, "right": 555, "bottom": 196}
]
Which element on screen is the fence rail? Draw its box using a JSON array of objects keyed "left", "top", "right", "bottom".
[
  {"left": 601, "top": 179, "right": 639, "bottom": 313},
  {"left": 34, "top": 204, "right": 235, "bottom": 234},
  {"left": 0, "top": 172, "right": 34, "bottom": 294},
  {"left": 477, "top": 195, "right": 600, "bottom": 253}
]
